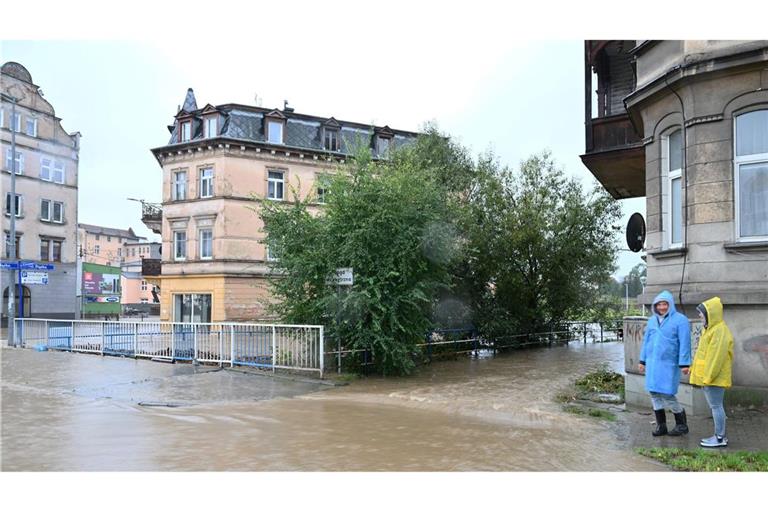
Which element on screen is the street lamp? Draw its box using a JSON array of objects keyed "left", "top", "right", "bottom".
[{"left": 2, "top": 92, "right": 19, "bottom": 346}]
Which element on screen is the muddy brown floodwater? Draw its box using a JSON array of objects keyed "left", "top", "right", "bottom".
[{"left": 1, "top": 342, "right": 665, "bottom": 471}]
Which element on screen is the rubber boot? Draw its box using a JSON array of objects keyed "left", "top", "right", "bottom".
[
  {"left": 652, "top": 409, "right": 668, "bottom": 436},
  {"left": 668, "top": 410, "right": 689, "bottom": 436}
]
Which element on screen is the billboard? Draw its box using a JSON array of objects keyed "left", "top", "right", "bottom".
[{"left": 82, "top": 262, "right": 121, "bottom": 315}]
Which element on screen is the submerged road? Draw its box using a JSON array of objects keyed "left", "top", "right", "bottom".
[{"left": 1, "top": 342, "right": 665, "bottom": 471}]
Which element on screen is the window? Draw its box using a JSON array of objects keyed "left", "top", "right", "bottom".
[
  {"left": 173, "top": 293, "right": 212, "bottom": 323},
  {"left": 107, "top": 236, "right": 111, "bottom": 242},
  {"left": 52, "top": 161, "right": 64, "bottom": 183},
  {"left": 117, "top": 247, "right": 122, "bottom": 257},
  {"left": 41, "top": 200, "right": 64, "bottom": 223},
  {"left": 316, "top": 175, "right": 330, "bottom": 204},
  {"left": 40, "top": 199, "right": 50, "bottom": 221},
  {"left": 735, "top": 109, "right": 768, "bottom": 240},
  {"left": 53, "top": 202, "right": 63, "bottom": 223},
  {"left": 95, "top": 234, "right": 100, "bottom": 241},
  {"left": 324, "top": 129, "right": 339, "bottom": 151},
  {"left": 94, "top": 244, "right": 100, "bottom": 255},
  {"left": 377, "top": 136, "right": 391, "bottom": 157},
  {"left": 0, "top": 109, "right": 4, "bottom": 128},
  {"left": 41, "top": 158, "right": 52, "bottom": 180},
  {"left": 199, "top": 229, "right": 213, "bottom": 259},
  {"left": 181, "top": 121, "right": 191, "bottom": 142},
  {"left": 141, "top": 298, "right": 149, "bottom": 304},
  {"left": 199, "top": 167, "right": 214, "bottom": 198},
  {"left": 12, "top": 113, "right": 21, "bottom": 132},
  {"left": 267, "top": 120, "right": 284, "bottom": 144},
  {"left": 172, "top": 170, "right": 187, "bottom": 200},
  {"left": 265, "top": 242, "right": 280, "bottom": 262},
  {"left": 5, "top": 148, "right": 24, "bottom": 174},
  {"left": 26, "top": 118, "right": 37, "bottom": 137},
  {"left": 40, "top": 239, "right": 50, "bottom": 261},
  {"left": 205, "top": 117, "right": 217, "bottom": 138},
  {"left": 51, "top": 240, "right": 62, "bottom": 262},
  {"left": 4, "top": 232, "right": 21, "bottom": 259},
  {"left": 141, "top": 280, "right": 148, "bottom": 291},
  {"left": 5, "top": 193, "right": 22, "bottom": 217},
  {"left": 267, "top": 170, "right": 284, "bottom": 200},
  {"left": 174, "top": 231, "right": 187, "bottom": 260},
  {"left": 664, "top": 129, "right": 683, "bottom": 248}
]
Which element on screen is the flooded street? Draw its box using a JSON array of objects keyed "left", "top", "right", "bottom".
[{"left": 1, "top": 342, "right": 664, "bottom": 471}]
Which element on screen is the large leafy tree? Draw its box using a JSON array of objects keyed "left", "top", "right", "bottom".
[
  {"left": 464, "top": 152, "right": 622, "bottom": 337},
  {"left": 260, "top": 139, "right": 460, "bottom": 375}
]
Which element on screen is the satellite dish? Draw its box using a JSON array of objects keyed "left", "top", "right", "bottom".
[{"left": 626, "top": 213, "right": 646, "bottom": 253}]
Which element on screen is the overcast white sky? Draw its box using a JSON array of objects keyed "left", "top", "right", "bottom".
[{"left": 3, "top": 1, "right": 762, "bottom": 279}]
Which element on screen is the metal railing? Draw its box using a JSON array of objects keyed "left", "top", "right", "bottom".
[{"left": 12, "top": 318, "right": 324, "bottom": 377}]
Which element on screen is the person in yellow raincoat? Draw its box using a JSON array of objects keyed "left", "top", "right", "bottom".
[{"left": 689, "top": 296, "right": 734, "bottom": 448}]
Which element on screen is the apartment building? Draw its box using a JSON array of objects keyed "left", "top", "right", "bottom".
[
  {"left": 147, "top": 89, "right": 417, "bottom": 322},
  {"left": 1, "top": 61, "right": 80, "bottom": 321},
  {"left": 581, "top": 40, "right": 768, "bottom": 404},
  {"left": 121, "top": 241, "right": 161, "bottom": 313},
  {"left": 77, "top": 223, "right": 144, "bottom": 267}
]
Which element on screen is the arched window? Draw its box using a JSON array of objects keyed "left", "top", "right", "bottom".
[
  {"left": 3, "top": 286, "right": 31, "bottom": 318},
  {"left": 735, "top": 109, "right": 768, "bottom": 240}
]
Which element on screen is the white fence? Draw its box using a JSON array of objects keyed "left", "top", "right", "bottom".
[{"left": 12, "top": 318, "right": 324, "bottom": 377}]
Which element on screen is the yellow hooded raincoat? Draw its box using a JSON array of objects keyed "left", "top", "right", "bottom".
[{"left": 689, "top": 297, "right": 734, "bottom": 388}]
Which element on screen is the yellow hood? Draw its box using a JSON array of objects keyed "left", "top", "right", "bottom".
[{"left": 702, "top": 296, "right": 724, "bottom": 327}]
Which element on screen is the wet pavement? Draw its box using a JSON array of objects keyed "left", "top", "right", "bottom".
[{"left": 0, "top": 343, "right": 688, "bottom": 470}]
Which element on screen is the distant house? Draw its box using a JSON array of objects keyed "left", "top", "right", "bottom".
[
  {"left": 581, "top": 40, "right": 768, "bottom": 406},
  {"left": 145, "top": 89, "right": 418, "bottom": 323}
]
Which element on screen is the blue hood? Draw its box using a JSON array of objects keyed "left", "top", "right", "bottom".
[{"left": 652, "top": 290, "right": 677, "bottom": 318}]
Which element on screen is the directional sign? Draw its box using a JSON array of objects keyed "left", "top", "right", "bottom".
[
  {"left": 0, "top": 262, "right": 19, "bottom": 270},
  {"left": 21, "top": 271, "right": 48, "bottom": 285},
  {"left": 326, "top": 267, "right": 354, "bottom": 286}
]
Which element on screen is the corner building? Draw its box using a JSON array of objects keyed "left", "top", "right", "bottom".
[{"left": 150, "top": 89, "right": 416, "bottom": 322}]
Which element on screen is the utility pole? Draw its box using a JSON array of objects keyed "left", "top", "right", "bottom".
[{"left": 2, "top": 92, "right": 19, "bottom": 346}]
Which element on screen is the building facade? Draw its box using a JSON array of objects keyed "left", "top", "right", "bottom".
[
  {"left": 1, "top": 61, "right": 80, "bottom": 321},
  {"left": 121, "top": 241, "right": 161, "bottom": 313},
  {"left": 78, "top": 223, "right": 144, "bottom": 267},
  {"left": 148, "top": 89, "right": 417, "bottom": 323},
  {"left": 581, "top": 40, "right": 768, "bottom": 406}
]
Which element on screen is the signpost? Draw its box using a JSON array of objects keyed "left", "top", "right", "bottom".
[
  {"left": 1, "top": 262, "right": 56, "bottom": 332},
  {"left": 21, "top": 271, "right": 49, "bottom": 285},
  {"left": 326, "top": 268, "right": 354, "bottom": 373}
]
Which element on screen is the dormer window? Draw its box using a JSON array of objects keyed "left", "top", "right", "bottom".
[
  {"left": 180, "top": 121, "right": 191, "bottom": 142},
  {"left": 267, "top": 119, "right": 284, "bottom": 144},
  {"left": 205, "top": 116, "right": 217, "bottom": 138},
  {"left": 324, "top": 129, "right": 339, "bottom": 151},
  {"left": 377, "top": 136, "right": 391, "bottom": 156}
]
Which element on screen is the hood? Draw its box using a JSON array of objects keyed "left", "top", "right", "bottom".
[
  {"left": 701, "top": 296, "right": 724, "bottom": 327},
  {"left": 652, "top": 290, "right": 677, "bottom": 317}
]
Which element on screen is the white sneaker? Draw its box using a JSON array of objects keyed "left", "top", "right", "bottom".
[{"left": 700, "top": 435, "right": 728, "bottom": 447}]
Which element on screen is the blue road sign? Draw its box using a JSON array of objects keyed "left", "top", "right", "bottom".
[{"left": 1, "top": 261, "right": 19, "bottom": 270}]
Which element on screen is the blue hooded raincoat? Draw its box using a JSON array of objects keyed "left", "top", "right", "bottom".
[{"left": 639, "top": 290, "right": 692, "bottom": 395}]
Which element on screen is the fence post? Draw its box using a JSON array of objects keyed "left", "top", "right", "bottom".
[
  {"left": 600, "top": 322, "right": 604, "bottom": 343},
  {"left": 193, "top": 324, "right": 198, "bottom": 365},
  {"left": 338, "top": 336, "right": 341, "bottom": 374},
  {"left": 133, "top": 322, "right": 138, "bottom": 357},
  {"left": 70, "top": 320, "right": 75, "bottom": 351},
  {"left": 272, "top": 325, "right": 277, "bottom": 373},
  {"left": 230, "top": 325, "right": 235, "bottom": 368},
  {"left": 427, "top": 333, "right": 432, "bottom": 363},
  {"left": 171, "top": 326, "right": 175, "bottom": 362},
  {"left": 218, "top": 327, "right": 223, "bottom": 367},
  {"left": 319, "top": 325, "right": 324, "bottom": 378},
  {"left": 583, "top": 322, "right": 587, "bottom": 343},
  {"left": 44, "top": 319, "right": 49, "bottom": 348},
  {"left": 101, "top": 320, "right": 106, "bottom": 356}
]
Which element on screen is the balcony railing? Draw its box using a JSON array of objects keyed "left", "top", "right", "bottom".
[
  {"left": 140, "top": 202, "right": 162, "bottom": 234},
  {"left": 587, "top": 113, "right": 642, "bottom": 153}
]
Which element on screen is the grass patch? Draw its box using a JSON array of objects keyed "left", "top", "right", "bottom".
[
  {"left": 575, "top": 365, "right": 624, "bottom": 397},
  {"left": 636, "top": 447, "right": 768, "bottom": 471},
  {"left": 562, "top": 404, "right": 617, "bottom": 421}
]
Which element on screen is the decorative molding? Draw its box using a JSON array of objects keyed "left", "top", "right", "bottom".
[
  {"left": 642, "top": 136, "right": 654, "bottom": 146},
  {"left": 685, "top": 114, "right": 724, "bottom": 127}
]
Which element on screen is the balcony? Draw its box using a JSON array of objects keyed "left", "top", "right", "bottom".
[
  {"left": 140, "top": 202, "right": 162, "bottom": 234},
  {"left": 581, "top": 40, "right": 646, "bottom": 199},
  {"left": 580, "top": 113, "right": 645, "bottom": 199}
]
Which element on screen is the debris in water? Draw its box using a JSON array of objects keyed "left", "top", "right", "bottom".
[{"left": 138, "top": 401, "right": 186, "bottom": 408}]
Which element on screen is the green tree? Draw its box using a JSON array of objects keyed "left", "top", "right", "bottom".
[
  {"left": 464, "top": 151, "right": 622, "bottom": 338},
  {"left": 623, "top": 263, "right": 647, "bottom": 298},
  {"left": 260, "top": 141, "right": 460, "bottom": 375}
]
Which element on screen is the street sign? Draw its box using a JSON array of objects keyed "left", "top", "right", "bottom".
[
  {"left": 326, "top": 267, "right": 354, "bottom": 286},
  {"left": 21, "top": 271, "right": 48, "bottom": 285},
  {"left": 0, "top": 261, "right": 55, "bottom": 271}
]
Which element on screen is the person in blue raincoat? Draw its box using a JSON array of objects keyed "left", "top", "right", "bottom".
[{"left": 638, "top": 290, "right": 692, "bottom": 436}]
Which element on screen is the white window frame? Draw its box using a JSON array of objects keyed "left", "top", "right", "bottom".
[
  {"left": 94, "top": 244, "right": 100, "bottom": 255},
  {"left": 173, "top": 231, "right": 187, "bottom": 261},
  {"left": 41, "top": 157, "right": 52, "bottom": 181},
  {"left": 5, "top": 193, "right": 22, "bottom": 217},
  {"left": 172, "top": 170, "right": 188, "bottom": 200},
  {"left": 181, "top": 121, "right": 191, "bottom": 142},
  {"left": 52, "top": 161, "right": 64, "bottom": 183},
  {"left": 5, "top": 148, "right": 24, "bottom": 174},
  {"left": 324, "top": 128, "right": 339, "bottom": 151},
  {"left": 26, "top": 117, "right": 37, "bottom": 137},
  {"left": 52, "top": 201, "right": 64, "bottom": 223},
  {"left": 267, "top": 120, "right": 284, "bottom": 144},
  {"left": 377, "top": 136, "right": 391, "bottom": 157},
  {"left": 267, "top": 170, "right": 285, "bottom": 201},
  {"left": 12, "top": 113, "right": 21, "bottom": 133},
  {"left": 662, "top": 129, "right": 684, "bottom": 249},
  {"left": 0, "top": 109, "right": 4, "bottom": 128},
  {"left": 40, "top": 199, "right": 51, "bottom": 221},
  {"left": 141, "top": 280, "right": 148, "bottom": 291},
  {"left": 205, "top": 117, "right": 217, "bottom": 138},
  {"left": 199, "top": 167, "right": 214, "bottom": 198},
  {"left": 199, "top": 228, "right": 213, "bottom": 260},
  {"left": 734, "top": 110, "right": 768, "bottom": 242},
  {"left": 265, "top": 242, "right": 279, "bottom": 262}
]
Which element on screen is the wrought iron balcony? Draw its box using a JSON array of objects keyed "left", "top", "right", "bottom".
[{"left": 140, "top": 202, "right": 162, "bottom": 234}]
